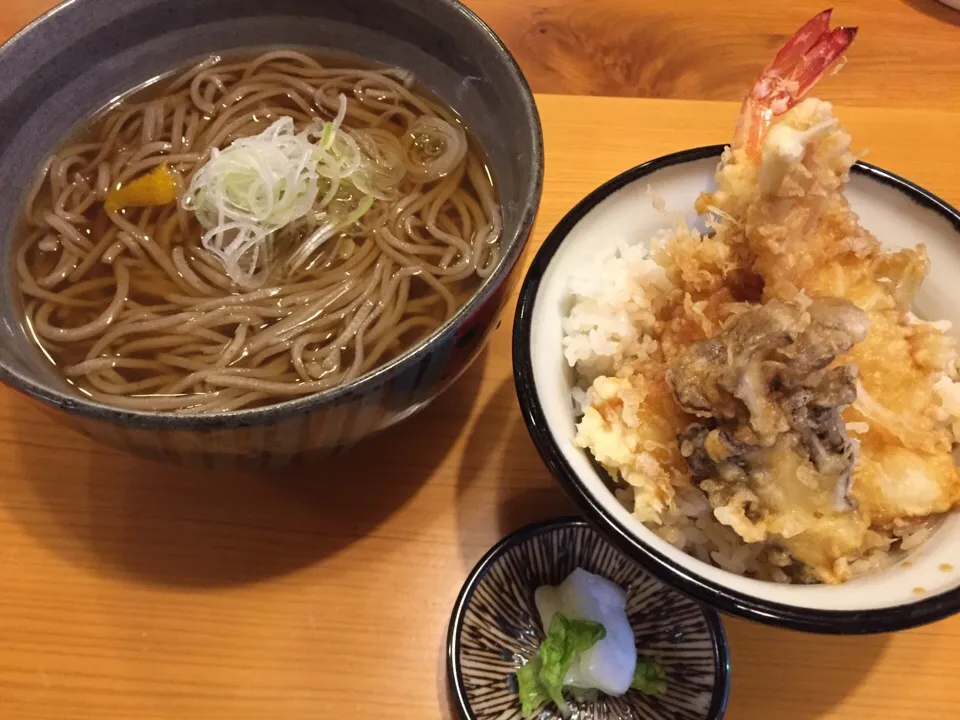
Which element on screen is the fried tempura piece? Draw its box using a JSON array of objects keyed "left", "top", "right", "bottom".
[
  {"left": 667, "top": 299, "right": 875, "bottom": 582},
  {"left": 852, "top": 434, "right": 960, "bottom": 527},
  {"left": 575, "top": 364, "right": 688, "bottom": 524},
  {"left": 677, "top": 93, "right": 960, "bottom": 580}
]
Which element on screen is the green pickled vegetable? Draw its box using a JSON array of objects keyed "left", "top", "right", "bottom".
[
  {"left": 516, "top": 612, "right": 606, "bottom": 717},
  {"left": 631, "top": 657, "right": 668, "bottom": 696},
  {"left": 517, "top": 657, "right": 549, "bottom": 717}
]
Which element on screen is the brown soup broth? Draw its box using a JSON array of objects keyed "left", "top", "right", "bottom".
[{"left": 15, "top": 48, "right": 499, "bottom": 413}]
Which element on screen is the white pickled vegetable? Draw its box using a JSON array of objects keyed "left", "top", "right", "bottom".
[{"left": 534, "top": 568, "right": 637, "bottom": 696}]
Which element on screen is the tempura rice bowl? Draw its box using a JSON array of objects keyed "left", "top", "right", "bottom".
[{"left": 514, "top": 148, "right": 960, "bottom": 633}]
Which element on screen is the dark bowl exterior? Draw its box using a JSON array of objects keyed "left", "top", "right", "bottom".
[
  {"left": 0, "top": 0, "right": 543, "bottom": 464},
  {"left": 511, "top": 147, "right": 960, "bottom": 634}
]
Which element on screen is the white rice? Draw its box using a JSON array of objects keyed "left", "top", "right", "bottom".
[{"left": 561, "top": 239, "right": 670, "bottom": 384}]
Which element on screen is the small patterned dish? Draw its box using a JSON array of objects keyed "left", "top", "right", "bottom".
[{"left": 447, "top": 517, "right": 730, "bottom": 720}]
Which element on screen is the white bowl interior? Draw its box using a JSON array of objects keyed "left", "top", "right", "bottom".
[{"left": 529, "top": 155, "right": 960, "bottom": 611}]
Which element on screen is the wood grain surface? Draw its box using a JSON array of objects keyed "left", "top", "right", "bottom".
[
  {"left": 2, "top": 2, "right": 960, "bottom": 719},
  {"left": 460, "top": 0, "right": 960, "bottom": 109},
  {"left": 3, "top": 0, "right": 960, "bottom": 109},
  {"left": 2, "top": 93, "right": 960, "bottom": 719}
]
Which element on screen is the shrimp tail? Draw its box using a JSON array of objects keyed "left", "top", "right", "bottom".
[
  {"left": 734, "top": 9, "right": 857, "bottom": 156},
  {"left": 768, "top": 10, "right": 857, "bottom": 106}
]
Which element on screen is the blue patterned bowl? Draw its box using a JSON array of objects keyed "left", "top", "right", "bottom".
[
  {"left": 447, "top": 517, "right": 730, "bottom": 720},
  {"left": 0, "top": 0, "right": 542, "bottom": 465}
]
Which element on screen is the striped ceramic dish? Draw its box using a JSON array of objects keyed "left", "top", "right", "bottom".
[{"left": 447, "top": 517, "right": 729, "bottom": 720}]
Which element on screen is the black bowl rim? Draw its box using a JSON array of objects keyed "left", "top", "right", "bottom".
[
  {"left": 512, "top": 144, "right": 960, "bottom": 634},
  {"left": 446, "top": 515, "right": 731, "bottom": 720},
  {"left": 0, "top": 0, "right": 544, "bottom": 431}
]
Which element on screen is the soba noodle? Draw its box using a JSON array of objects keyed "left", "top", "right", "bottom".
[{"left": 16, "top": 51, "right": 501, "bottom": 413}]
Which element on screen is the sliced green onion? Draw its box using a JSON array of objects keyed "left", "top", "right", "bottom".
[
  {"left": 403, "top": 116, "right": 467, "bottom": 183},
  {"left": 286, "top": 195, "right": 375, "bottom": 273},
  {"left": 321, "top": 122, "right": 335, "bottom": 150},
  {"left": 182, "top": 116, "right": 321, "bottom": 287},
  {"left": 345, "top": 195, "right": 375, "bottom": 225},
  {"left": 181, "top": 90, "right": 388, "bottom": 287}
]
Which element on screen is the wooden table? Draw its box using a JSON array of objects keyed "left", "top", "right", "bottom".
[{"left": 2, "top": 3, "right": 960, "bottom": 720}]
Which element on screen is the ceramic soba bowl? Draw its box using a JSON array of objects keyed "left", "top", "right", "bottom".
[
  {"left": 0, "top": 0, "right": 542, "bottom": 465},
  {"left": 513, "top": 146, "right": 960, "bottom": 634}
]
